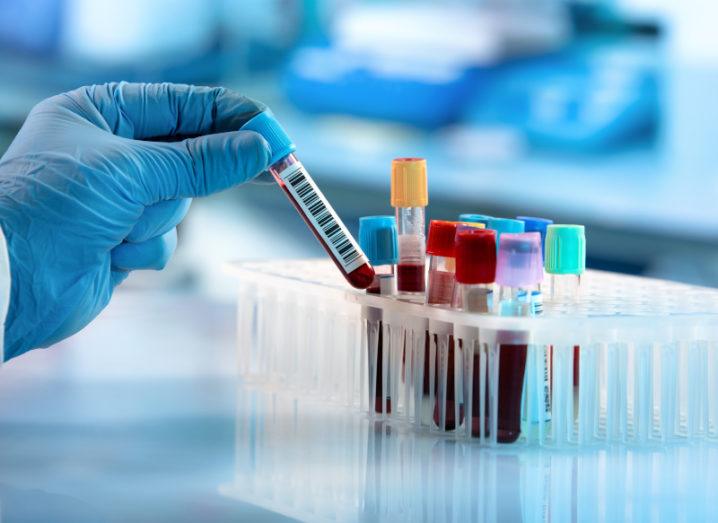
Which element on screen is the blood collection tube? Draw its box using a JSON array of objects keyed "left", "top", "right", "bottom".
[
  {"left": 454, "top": 228, "right": 497, "bottom": 438},
  {"left": 545, "top": 225, "right": 586, "bottom": 389},
  {"left": 426, "top": 220, "right": 460, "bottom": 306},
  {"left": 391, "top": 158, "right": 428, "bottom": 295},
  {"left": 455, "top": 228, "right": 496, "bottom": 314},
  {"left": 425, "top": 220, "right": 462, "bottom": 430},
  {"left": 241, "top": 111, "right": 375, "bottom": 289},
  {"left": 359, "top": 216, "right": 399, "bottom": 414},
  {"left": 494, "top": 232, "right": 544, "bottom": 443}
]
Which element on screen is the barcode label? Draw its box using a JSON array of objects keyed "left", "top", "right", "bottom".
[{"left": 278, "top": 161, "right": 368, "bottom": 274}]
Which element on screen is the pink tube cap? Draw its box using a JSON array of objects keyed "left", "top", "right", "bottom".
[{"left": 496, "top": 232, "right": 543, "bottom": 288}]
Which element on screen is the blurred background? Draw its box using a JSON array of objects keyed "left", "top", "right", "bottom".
[{"left": 0, "top": 0, "right": 717, "bottom": 300}]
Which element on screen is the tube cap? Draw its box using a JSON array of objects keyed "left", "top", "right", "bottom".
[
  {"left": 459, "top": 213, "right": 493, "bottom": 226},
  {"left": 427, "top": 220, "right": 458, "bottom": 257},
  {"left": 545, "top": 225, "right": 586, "bottom": 275},
  {"left": 455, "top": 228, "right": 497, "bottom": 284},
  {"left": 496, "top": 232, "right": 543, "bottom": 288},
  {"left": 391, "top": 158, "right": 428, "bottom": 207},
  {"left": 359, "top": 216, "right": 399, "bottom": 266},
  {"left": 240, "top": 110, "right": 297, "bottom": 165},
  {"left": 517, "top": 216, "right": 554, "bottom": 260},
  {"left": 485, "top": 217, "right": 525, "bottom": 248}
]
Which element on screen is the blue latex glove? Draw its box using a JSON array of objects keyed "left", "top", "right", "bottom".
[{"left": 0, "top": 82, "right": 271, "bottom": 359}]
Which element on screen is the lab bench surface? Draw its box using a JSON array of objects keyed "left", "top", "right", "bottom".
[{"left": 0, "top": 288, "right": 716, "bottom": 522}]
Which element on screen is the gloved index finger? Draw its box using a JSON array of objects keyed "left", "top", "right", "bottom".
[{"left": 71, "top": 82, "right": 267, "bottom": 140}]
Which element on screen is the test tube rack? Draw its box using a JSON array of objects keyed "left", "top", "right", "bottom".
[{"left": 227, "top": 259, "right": 718, "bottom": 447}]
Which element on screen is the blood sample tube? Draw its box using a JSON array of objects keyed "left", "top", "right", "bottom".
[
  {"left": 545, "top": 225, "right": 586, "bottom": 392},
  {"left": 455, "top": 228, "right": 496, "bottom": 314},
  {"left": 426, "top": 220, "right": 460, "bottom": 306},
  {"left": 494, "top": 232, "right": 544, "bottom": 443},
  {"left": 391, "top": 158, "right": 428, "bottom": 295},
  {"left": 359, "top": 216, "right": 399, "bottom": 414},
  {"left": 241, "top": 111, "right": 375, "bottom": 289},
  {"left": 424, "top": 220, "right": 462, "bottom": 430},
  {"left": 454, "top": 228, "right": 497, "bottom": 438}
]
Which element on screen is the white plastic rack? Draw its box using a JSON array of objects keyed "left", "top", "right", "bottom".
[{"left": 227, "top": 259, "right": 718, "bottom": 447}]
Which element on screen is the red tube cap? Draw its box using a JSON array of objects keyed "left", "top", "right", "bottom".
[
  {"left": 427, "top": 220, "right": 459, "bottom": 257},
  {"left": 455, "top": 228, "right": 497, "bottom": 284}
]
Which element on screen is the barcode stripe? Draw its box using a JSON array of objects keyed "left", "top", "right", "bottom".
[{"left": 282, "top": 164, "right": 364, "bottom": 269}]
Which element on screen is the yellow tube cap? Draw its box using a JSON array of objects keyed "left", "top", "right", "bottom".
[{"left": 391, "top": 158, "right": 428, "bottom": 207}]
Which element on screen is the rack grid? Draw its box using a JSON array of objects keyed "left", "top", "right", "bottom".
[{"left": 227, "top": 259, "right": 718, "bottom": 447}]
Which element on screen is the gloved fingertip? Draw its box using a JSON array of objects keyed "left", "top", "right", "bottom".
[{"left": 235, "top": 130, "right": 272, "bottom": 182}]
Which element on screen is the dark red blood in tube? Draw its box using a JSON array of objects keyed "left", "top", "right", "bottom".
[
  {"left": 397, "top": 263, "right": 425, "bottom": 293},
  {"left": 433, "top": 335, "right": 464, "bottom": 430},
  {"left": 495, "top": 344, "right": 527, "bottom": 443}
]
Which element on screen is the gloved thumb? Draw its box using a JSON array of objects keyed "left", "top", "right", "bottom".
[{"left": 138, "top": 130, "right": 272, "bottom": 202}]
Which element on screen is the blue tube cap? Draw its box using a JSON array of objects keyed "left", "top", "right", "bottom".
[
  {"left": 517, "top": 216, "right": 554, "bottom": 258},
  {"left": 359, "top": 216, "right": 399, "bottom": 266},
  {"left": 459, "top": 213, "right": 493, "bottom": 226},
  {"left": 240, "top": 110, "right": 297, "bottom": 165}
]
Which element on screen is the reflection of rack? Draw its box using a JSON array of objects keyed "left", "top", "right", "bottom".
[
  {"left": 227, "top": 259, "right": 718, "bottom": 447},
  {"left": 221, "top": 387, "right": 718, "bottom": 522}
]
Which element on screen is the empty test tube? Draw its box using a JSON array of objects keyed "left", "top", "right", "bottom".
[
  {"left": 242, "top": 111, "right": 375, "bottom": 289},
  {"left": 488, "top": 217, "right": 543, "bottom": 315},
  {"left": 359, "top": 216, "right": 399, "bottom": 414},
  {"left": 545, "top": 225, "right": 586, "bottom": 391},
  {"left": 545, "top": 225, "right": 586, "bottom": 302},
  {"left": 391, "top": 158, "right": 428, "bottom": 295},
  {"left": 495, "top": 232, "right": 544, "bottom": 443}
]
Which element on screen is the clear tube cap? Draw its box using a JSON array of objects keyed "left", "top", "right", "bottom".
[
  {"left": 496, "top": 232, "right": 543, "bottom": 288},
  {"left": 359, "top": 216, "right": 399, "bottom": 266},
  {"left": 545, "top": 224, "right": 586, "bottom": 275}
]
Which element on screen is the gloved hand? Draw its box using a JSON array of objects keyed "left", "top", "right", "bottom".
[{"left": 0, "top": 82, "right": 271, "bottom": 360}]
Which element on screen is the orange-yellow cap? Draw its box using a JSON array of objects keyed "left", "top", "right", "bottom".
[
  {"left": 458, "top": 221, "right": 486, "bottom": 230},
  {"left": 391, "top": 158, "right": 428, "bottom": 207}
]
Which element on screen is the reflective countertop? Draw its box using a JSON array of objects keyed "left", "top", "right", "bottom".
[{"left": 0, "top": 287, "right": 716, "bottom": 522}]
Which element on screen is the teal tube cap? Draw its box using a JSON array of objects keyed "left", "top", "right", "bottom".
[
  {"left": 545, "top": 225, "right": 586, "bottom": 275},
  {"left": 240, "top": 110, "right": 297, "bottom": 165},
  {"left": 359, "top": 216, "right": 399, "bottom": 266}
]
